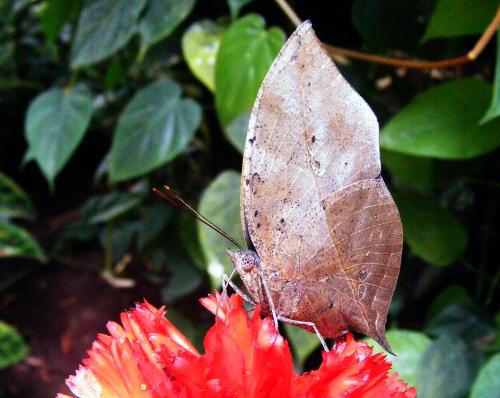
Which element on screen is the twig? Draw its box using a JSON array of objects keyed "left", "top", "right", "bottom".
[
  {"left": 274, "top": 0, "right": 500, "bottom": 70},
  {"left": 274, "top": 0, "right": 302, "bottom": 27},
  {"left": 468, "top": 5, "right": 500, "bottom": 60}
]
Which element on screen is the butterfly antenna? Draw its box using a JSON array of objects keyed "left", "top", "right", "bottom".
[{"left": 153, "top": 186, "right": 243, "bottom": 251}]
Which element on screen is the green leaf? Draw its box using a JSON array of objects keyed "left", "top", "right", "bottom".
[
  {"left": 495, "top": 311, "right": 500, "bottom": 349},
  {"left": 215, "top": 14, "right": 285, "bottom": 126},
  {"left": 471, "top": 353, "right": 500, "bottom": 398},
  {"left": 162, "top": 260, "right": 203, "bottom": 303},
  {"left": 198, "top": 170, "right": 245, "bottom": 288},
  {"left": 426, "top": 284, "right": 471, "bottom": 322},
  {"left": 137, "top": 204, "right": 172, "bottom": 250},
  {"left": 381, "top": 79, "right": 500, "bottom": 159},
  {"left": 110, "top": 81, "right": 201, "bottom": 182},
  {"left": 366, "top": 329, "right": 432, "bottom": 389},
  {"left": 416, "top": 336, "right": 480, "bottom": 398},
  {"left": 0, "top": 171, "right": 34, "bottom": 220},
  {"left": 394, "top": 192, "right": 467, "bottom": 266},
  {"left": 179, "top": 212, "right": 206, "bottom": 269},
  {"left": 425, "top": 301, "right": 495, "bottom": 343},
  {"left": 482, "top": 30, "right": 500, "bottom": 124},
  {"left": 382, "top": 150, "right": 434, "bottom": 192},
  {"left": 41, "top": 0, "right": 81, "bottom": 43},
  {"left": 224, "top": 112, "right": 249, "bottom": 153},
  {"left": 139, "top": 0, "right": 196, "bottom": 59},
  {"left": 104, "top": 60, "right": 127, "bottom": 91},
  {"left": 352, "top": 0, "right": 425, "bottom": 50},
  {"left": 284, "top": 324, "right": 320, "bottom": 370},
  {"left": 70, "top": 0, "right": 146, "bottom": 68},
  {"left": 82, "top": 192, "right": 143, "bottom": 224},
  {"left": 227, "top": 0, "right": 252, "bottom": 19},
  {"left": 423, "top": 0, "right": 498, "bottom": 41},
  {"left": 99, "top": 220, "right": 139, "bottom": 263},
  {"left": 0, "top": 221, "right": 46, "bottom": 262},
  {"left": 154, "top": 234, "right": 203, "bottom": 303},
  {"left": 182, "top": 19, "right": 225, "bottom": 92},
  {"left": 24, "top": 85, "right": 94, "bottom": 188},
  {"left": 0, "top": 321, "right": 29, "bottom": 369}
]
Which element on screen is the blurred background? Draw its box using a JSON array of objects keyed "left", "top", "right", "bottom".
[{"left": 1, "top": 0, "right": 499, "bottom": 397}]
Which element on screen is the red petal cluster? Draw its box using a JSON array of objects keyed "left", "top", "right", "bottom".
[{"left": 58, "top": 293, "right": 416, "bottom": 398}]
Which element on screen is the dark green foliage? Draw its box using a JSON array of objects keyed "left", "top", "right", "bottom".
[
  {"left": 0, "top": 322, "right": 29, "bottom": 369},
  {"left": 0, "top": 1, "right": 499, "bottom": 396}
]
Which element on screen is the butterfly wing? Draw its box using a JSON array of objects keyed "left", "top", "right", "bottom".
[{"left": 240, "top": 21, "right": 402, "bottom": 350}]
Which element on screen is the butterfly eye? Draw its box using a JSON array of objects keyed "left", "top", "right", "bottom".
[{"left": 242, "top": 256, "right": 255, "bottom": 272}]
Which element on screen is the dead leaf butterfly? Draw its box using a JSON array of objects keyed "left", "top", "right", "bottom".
[{"left": 155, "top": 21, "right": 402, "bottom": 354}]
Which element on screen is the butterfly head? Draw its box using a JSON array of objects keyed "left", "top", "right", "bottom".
[{"left": 226, "top": 248, "right": 263, "bottom": 303}]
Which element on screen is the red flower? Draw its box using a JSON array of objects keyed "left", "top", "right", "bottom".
[{"left": 57, "top": 293, "right": 416, "bottom": 398}]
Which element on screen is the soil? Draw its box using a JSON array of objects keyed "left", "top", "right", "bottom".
[{"left": 0, "top": 257, "right": 161, "bottom": 398}]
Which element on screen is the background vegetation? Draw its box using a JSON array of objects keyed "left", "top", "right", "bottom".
[{"left": 1, "top": 0, "right": 499, "bottom": 397}]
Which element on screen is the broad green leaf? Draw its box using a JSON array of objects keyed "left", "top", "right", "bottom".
[
  {"left": 0, "top": 321, "right": 29, "bottom": 369},
  {"left": 152, "top": 234, "right": 203, "bottom": 303},
  {"left": 198, "top": 171, "right": 245, "bottom": 288},
  {"left": 0, "top": 171, "right": 34, "bottom": 220},
  {"left": 416, "top": 336, "right": 480, "bottom": 398},
  {"left": 179, "top": 212, "right": 206, "bottom": 269},
  {"left": 382, "top": 150, "right": 434, "bottom": 192},
  {"left": 215, "top": 14, "right": 285, "bottom": 126},
  {"left": 470, "top": 353, "right": 500, "bottom": 398},
  {"left": 426, "top": 285, "right": 471, "bottom": 322},
  {"left": 224, "top": 112, "right": 249, "bottom": 153},
  {"left": 0, "top": 221, "right": 46, "bottom": 262},
  {"left": 481, "top": 30, "right": 500, "bottom": 124},
  {"left": 83, "top": 192, "right": 143, "bottom": 224},
  {"left": 394, "top": 192, "right": 467, "bottom": 266},
  {"left": 25, "top": 85, "right": 94, "bottom": 188},
  {"left": 182, "top": 19, "right": 225, "bottom": 92},
  {"left": 139, "top": 0, "right": 196, "bottom": 59},
  {"left": 70, "top": 0, "right": 146, "bottom": 68},
  {"left": 366, "top": 329, "right": 432, "bottom": 389},
  {"left": 425, "top": 301, "right": 495, "bottom": 343},
  {"left": 41, "top": 0, "right": 81, "bottom": 42},
  {"left": 137, "top": 204, "right": 172, "bottom": 250},
  {"left": 423, "top": 0, "right": 498, "bottom": 41},
  {"left": 227, "top": 0, "right": 252, "bottom": 19},
  {"left": 352, "top": 0, "right": 425, "bottom": 50},
  {"left": 381, "top": 79, "right": 500, "bottom": 159},
  {"left": 162, "top": 260, "right": 203, "bottom": 303},
  {"left": 110, "top": 81, "right": 201, "bottom": 182},
  {"left": 99, "top": 220, "right": 139, "bottom": 263},
  {"left": 284, "top": 324, "right": 320, "bottom": 370}
]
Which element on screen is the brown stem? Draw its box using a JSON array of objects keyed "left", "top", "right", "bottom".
[
  {"left": 467, "top": 4, "right": 500, "bottom": 60},
  {"left": 274, "top": 0, "right": 500, "bottom": 70},
  {"left": 274, "top": 0, "right": 302, "bottom": 27}
]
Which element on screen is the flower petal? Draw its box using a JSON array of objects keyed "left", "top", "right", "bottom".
[{"left": 60, "top": 295, "right": 415, "bottom": 398}]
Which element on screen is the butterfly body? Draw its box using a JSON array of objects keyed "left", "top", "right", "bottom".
[{"left": 228, "top": 21, "right": 402, "bottom": 353}]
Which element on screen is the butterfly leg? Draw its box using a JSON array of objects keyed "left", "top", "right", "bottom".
[
  {"left": 257, "top": 271, "right": 280, "bottom": 330},
  {"left": 277, "top": 316, "right": 329, "bottom": 352},
  {"left": 221, "top": 269, "right": 236, "bottom": 299},
  {"left": 221, "top": 273, "right": 256, "bottom": 306}
]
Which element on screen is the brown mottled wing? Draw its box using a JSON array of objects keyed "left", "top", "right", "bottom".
[{"left": 240, "top": 21, "right": 402, "bottom": 349}]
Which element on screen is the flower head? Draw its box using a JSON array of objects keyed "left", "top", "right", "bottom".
[{"left": 58, "top": 293, "right": 415, "bottom": 398}]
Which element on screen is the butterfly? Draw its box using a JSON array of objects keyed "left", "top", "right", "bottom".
[{"left": 156, "top": 21, "right": 402, "bottom": 354}]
